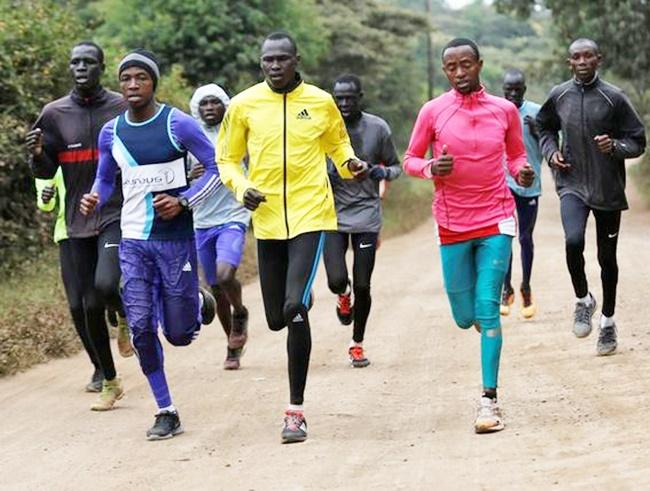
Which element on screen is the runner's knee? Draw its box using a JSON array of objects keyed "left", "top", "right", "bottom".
[
  {"left": 215, "top": 265, "right": 236, "bottom": 288},
  {"left": 597, "top": 249, "right": 618, "bottom": 274},
  {"left": 266, "top": 311, "right": 286, "bottom": 331},
  {"left": 565, "top": 232, "right": 585, "bottom": 252},
  {"left": 447, "top": 291, "right": 475, "bottom": 329},
  {"left": 284, "top": 301, "right": 308, "bottom": 326},
  {"left": 164, "top": 328, "right": 194, "bottom": 347},
  {"left": 131, "top": 331, "right": 161, "bottom": 374},
  {"left": 328, "top": 275, "right": 348, "bottom": 295}
]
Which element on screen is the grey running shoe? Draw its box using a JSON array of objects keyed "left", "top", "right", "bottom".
[
  {"left": 281, "top": 410, "right": 308, "bottom": 444},
  {"left": 573, "top": 293, "right": 597, "bottom": 338},
  {"left": 85, "top": 368, "right": 103, "bottom": 393},
  {"left": 597, "top": 323, "right": 618, "bottom": 356},
  {"left": 146, "top": 411, "right": 184, "bottom": 440}
]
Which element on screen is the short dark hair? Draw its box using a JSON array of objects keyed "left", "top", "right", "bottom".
[
  {"left": 73, "top": 41, "right": 105, "bottom": 65},
  {"left": 334, "top": 74, "right": 362, "bottom": 93},
  {"left": 569, "top": 38, "right": 600, "bottom": 55},
  {"left": 503, "top": 68, "right": 525, "bottom": 84},
  {"left": 263, "top": 31, "right": 298, "bottom": 55},
  {"left": 442, "top": 38, "right": 480, "bottom": 61}
]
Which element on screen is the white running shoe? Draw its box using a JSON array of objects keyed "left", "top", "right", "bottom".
[{"left": 474, "top": 396, "right": 504, "bottom": 434}]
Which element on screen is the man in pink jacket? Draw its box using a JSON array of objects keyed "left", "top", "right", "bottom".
[{"left": 404, "top": 38, "right": 534, "bottom": 433}]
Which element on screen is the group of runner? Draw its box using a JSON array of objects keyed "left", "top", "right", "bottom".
[{"left": 26, "top": 33, "right": 645, "bottom": 442}]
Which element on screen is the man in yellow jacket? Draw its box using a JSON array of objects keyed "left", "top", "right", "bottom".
[{"left": 218, "top": 31, "right": 368, "bottom": 444}]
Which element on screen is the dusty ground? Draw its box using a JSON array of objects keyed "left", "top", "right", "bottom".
[{"left": 2, "top": 170, "right": 649, "bottom": 491}]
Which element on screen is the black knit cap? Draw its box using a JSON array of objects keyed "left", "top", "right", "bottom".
[{"left": 118, "top": 49, "right": 160, "bottom": 88}]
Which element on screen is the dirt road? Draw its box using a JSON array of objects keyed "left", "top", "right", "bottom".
[{"left": 2, "top": 171, "right": 649, "bottom": 491}]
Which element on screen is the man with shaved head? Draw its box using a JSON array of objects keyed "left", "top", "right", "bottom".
[
  {"left": 537, "top": 38, "right": 646, "bottom": 356},
  {"left": 500, "top": 69, "right": 542, "bottom": 319}
]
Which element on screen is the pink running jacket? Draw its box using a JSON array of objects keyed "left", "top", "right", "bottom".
[{"left": 404, "top": 87, "right": 527, "bottom": 232}]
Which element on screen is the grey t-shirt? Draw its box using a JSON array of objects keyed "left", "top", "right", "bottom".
[{"left": 328, "top": 112, "right": 401, "bottom": 233}]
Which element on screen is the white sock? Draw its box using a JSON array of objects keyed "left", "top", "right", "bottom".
[
  {"left": 600, "top": 315, "right": 615, "bottom": 328},
  {"left": 157, "top": 404, "right": 176, "bottom": 414},
  {"left": 577, "top": 293, "right": 593, "bottom": 306},
  {"left": 199, "top": 291, "right": 204, "bottom": 309},
  {"left": 349, "top": 340, "right": 362, "bottom": 348},
  {"left": 344, "top": 279, "right": 352, "bottom": 295},
  {"left": 287, "top": 404, "right": 304, "bottom": 413}
]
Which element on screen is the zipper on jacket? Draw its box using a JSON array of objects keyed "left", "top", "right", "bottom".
[
  {"left": 580, "top": 86, "right": 590, "bottom": 191},
  {"left": 89, "top": 107, "right": 100, "bottom": 232},
  {"left": 282, "top": 93, "right": 290, "bottom": 238}
]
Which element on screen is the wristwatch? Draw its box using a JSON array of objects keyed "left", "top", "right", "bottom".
[{"left": 178, "top": 196, "right": 190, "bottom": 210}]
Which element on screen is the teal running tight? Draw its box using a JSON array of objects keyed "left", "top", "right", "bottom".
[{"left": 440, "top": 234, "right": 512, "bottom": 389}]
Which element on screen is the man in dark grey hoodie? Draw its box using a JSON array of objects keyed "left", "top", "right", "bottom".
[
  {"left": 324, "top": 74, "right": 402, "bottom": 367},
  {"left": 537, "top": 38, "right": 646, "bottom": 356}
]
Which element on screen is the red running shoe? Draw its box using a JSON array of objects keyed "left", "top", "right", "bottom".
[
  {"left": 281, "top": 410, "right": 307, "bottom": 444},
  {"left": 348, "top": 345, "right": 370, "bottom": 368}
]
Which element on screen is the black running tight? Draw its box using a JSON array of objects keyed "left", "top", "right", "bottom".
[
  {"left": 257, "top": 232, "right": 324, "bottom": 405},
  {"left": 560, "top": 194, "right": 621, "bottom": 317},
  {"left": 323, "top": 231, "right": 378, "bottom": 343},
  {"left": 65, "top": 221, "right": 123, "bottom": 380}
]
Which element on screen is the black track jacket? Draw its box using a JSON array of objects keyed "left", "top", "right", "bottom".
[
  {"left": 30, "top": 87, "right": 126, "bottom": 237},
  {"left": 537, "top": 75, "right": 646, "bottom": 211}
]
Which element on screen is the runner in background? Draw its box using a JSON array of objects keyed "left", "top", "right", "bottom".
[
  {"left": 188, "top": 84, "right": 251, "bottom": 370},
  {"left": 27, "top": 41, "right": 131, "bottom": 411},
  {"left": 324, "top": 74, "right": 402, "bottom": 367},
  {"left": 537, "top": 38, "right": 646, "bottom": 355},
  {"left": 35, "top": 170, "right": 104, "bottom": 392},
  {"left": 500, "top": 69, "right": 543, "bottom": 319}
]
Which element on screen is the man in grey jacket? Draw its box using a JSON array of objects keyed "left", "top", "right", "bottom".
[
  {"left": 537, "top": 38, "right": 646, "bottom": 356},
  {"left": 324, "top": 74, "right": 402, "bottom": 367}
]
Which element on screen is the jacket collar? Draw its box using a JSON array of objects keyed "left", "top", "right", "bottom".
[
  {"left": 451, "top": 84, "right": 487, "bottom": 103},
  {"left": 70, "top": 85, "right": 108, "bottom": 106},
  {"left": 265, "top": 73, "right": 303, "bottom": 95},
  {"left": 572, "top": 73, "right": 600, "bottom": 89}
]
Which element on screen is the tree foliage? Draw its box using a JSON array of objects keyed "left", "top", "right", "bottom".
[
  {"left": 312, "top": 0, "right": 429, "bottom": 146},
  {"left": 494, "top": 0, "right": 650, "bottom": 118},
  {"left": 0, "top": 0, "right": 86, "bottom": 274},
  {"left": 93, "top": 0, "right": 327, "bottom": 94},
  {"left": 0, "top": 0, "right": 429, "bottom": 274}
]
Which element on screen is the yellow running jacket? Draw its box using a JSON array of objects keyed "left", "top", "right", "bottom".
[{"left": 217, "top": 80, "right": 356, "bottom": 240}]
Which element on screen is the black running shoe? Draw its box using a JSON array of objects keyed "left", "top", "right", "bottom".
[
  {"left": 281, "top": 410, "right": 308, "bottom": 444},
  {"left": 229, "top": 307, "right": 249, "bottom": 350},
  {"left": 200, "top": 287, "right": 216, "bottom": 325},
  {"left": 146, "top": 411, "right": 184, "bottom": 440}
]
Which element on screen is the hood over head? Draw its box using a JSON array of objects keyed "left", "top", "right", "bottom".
[{"left": 190, "top": 83, "right": 230, "bottom": 122}]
